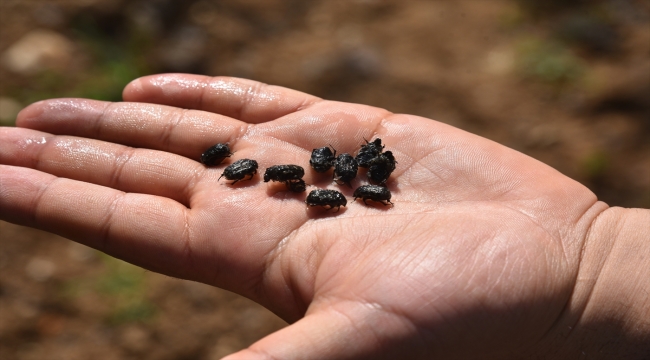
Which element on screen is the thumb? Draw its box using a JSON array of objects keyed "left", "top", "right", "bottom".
[{"left": 221, "top": 305, "right": 415, "bottom": 360}]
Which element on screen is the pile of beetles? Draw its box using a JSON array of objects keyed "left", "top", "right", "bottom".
[{"left": 199, "top": 138, "right": 396, "bottom": 212}]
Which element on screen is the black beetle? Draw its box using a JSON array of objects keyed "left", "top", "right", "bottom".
[
  {"left": 353, "top": 185, "right": 393, "bottom": 206},
  {"left": 310, "top": 146, "right": 337, "bottom": 173},
  {"left": 200, "top": 143, "right": 233, "bottom": 166},
  {"left": 368, "top": 151, "right": 396, "bottom": 186},
  {"left": 264, "top": 165, "right": 305, "bottom": 183},
  {"left": 333, "top": 153, "right": 358, "bottom": 186},
  {"left": 305, "top": 189, "right": 347, "bottom": 212},
  {"left": 264, "top": 165, "right": 306, "bottom": 192},
  {"left": 356, "top": 138, "right": 384, "bottom": 168},
  {"left": 219, "top": 159, "right": 258, "bottom": 184}
]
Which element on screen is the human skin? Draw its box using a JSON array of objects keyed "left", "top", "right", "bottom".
[{"left": 0, "top": 74, "right": 648, "bottom": 359}]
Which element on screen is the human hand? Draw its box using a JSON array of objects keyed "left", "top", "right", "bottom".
[{"left": 0, "top": 74, "right": 634, "bottom": 359}]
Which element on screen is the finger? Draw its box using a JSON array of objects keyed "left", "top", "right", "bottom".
[
  {"left": 0, "top": 165, "right": 192, "bottom": 278},
  {"left": 0, "top": 127, "right": 202, "bottom": 206},
  {"left": 222, "top": 305, "right": 416, "bottom": 360},
  {"left": 122, "top": 74, "right": 321, "bottom": 123},
  {"left": 16, "top": 98, "right": 245, "bottom": 160}
]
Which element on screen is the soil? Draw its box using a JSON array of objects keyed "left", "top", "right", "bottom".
[{"left": 1, "top": 0, "right": 648, "bottom": 359}]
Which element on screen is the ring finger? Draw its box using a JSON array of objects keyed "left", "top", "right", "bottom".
[
  {"left": 0, "top": 127, "right": 205, "bottom": 206},
  {"left": 16, "top": 99, "right": 247, "bottom": 161}
]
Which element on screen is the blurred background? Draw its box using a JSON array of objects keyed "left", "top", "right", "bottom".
[{"left": 0, "top": 0, "right": 648, "bottom": 359}]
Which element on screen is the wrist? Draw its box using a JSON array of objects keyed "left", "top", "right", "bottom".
[{"left": 541, "top": 207, "right": 650, "bottom": 359}]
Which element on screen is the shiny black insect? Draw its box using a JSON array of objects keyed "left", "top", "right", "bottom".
[
  {"left": 355, "top": 138, "right": 384, "bottom": 168},
  {"left": 200, "top": 143, "right": 233, "bottom": 166},
  {"left": 353, "top": 185, "right": 393, "bottom": 206},
  {"left": 264, "top": 165, "right": 306, "bottom": 192},
  {"left": 333, "top": 153, "right": 358, "bottom": 186},
  {"left": 264, "top": 165, "right": 305, "bottom": 182},
  {"left": 368, "top": 151, "right": 396, "bottom": 186},
  {"left": 219, "top": 159, "right": 258, "bottom": 184},
  {"left": 310, "top": 146, "right": 337, "bottom": 173},
  {"left": 305, "top": 189, "right": 347, "bottom": 212}
]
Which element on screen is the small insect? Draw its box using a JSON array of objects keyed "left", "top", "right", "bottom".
[
  {"left": 200, "top": 143, "right": 233, "bottom": 166},
  {"left": 368, "top": 151, "right": 396, "bottom": 186},
  {"left": 353, "top": 185, "right": 393, "bottom": 206},
  {"left": 310, "top": 146, "right": 337, "bottom": 173},
  {"left": 356, "top": 138, "right": 384, "bottom": 168},
  {"left": 264, "top": 165, "right": 306, "bottom": 192},
  {"left": 219, "top": 159, "right": 258, "bottom": 184},
  {"left": 305, "top": 189, "right": 347, "bottom": 212},
  {"left": 333, "top": 153, "right": 358, "bottom": 186},
  {"left": 264, "top": 165, "right": 305, "bottom": 183}
]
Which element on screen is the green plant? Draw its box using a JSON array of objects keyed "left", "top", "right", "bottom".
[
  {"left": 97, "top": 256, "right": 156, "bottom": 324},
  {"left": 516, "top": 37, "right": 585, "bottom": 87},
  {"left": 582, "top": 151, "right": 609, "bottom": 180}
]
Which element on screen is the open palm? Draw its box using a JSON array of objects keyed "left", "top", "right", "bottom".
[{"left": 0, "top": 74, "right": 606, "bottom": 359}]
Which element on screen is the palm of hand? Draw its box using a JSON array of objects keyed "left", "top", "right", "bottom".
[{"left": 0, "top": 75, "right": 601, "bottom": 359}]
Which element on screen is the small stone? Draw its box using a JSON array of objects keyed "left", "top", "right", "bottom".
[
  {"left": 25, "top": 257, "right": 56, "bottom": 282},
  {"left": 2, "top": 29, "right": 74, "bottom": 74},
  {"left": 120, "top": 325, "right": 151, "bottom": 354}
]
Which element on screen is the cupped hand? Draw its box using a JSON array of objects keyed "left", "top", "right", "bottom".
[{"left": 0, "top": 74, "right": 608, "bottom": 359}]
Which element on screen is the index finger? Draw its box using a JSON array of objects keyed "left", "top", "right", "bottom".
[{"left": 123, "top": 74, "right": 322, "bottom": 124}]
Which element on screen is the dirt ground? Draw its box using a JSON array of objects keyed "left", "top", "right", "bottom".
[{"left": 1, "top": 0, "right": 648, "bottom": 359}]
